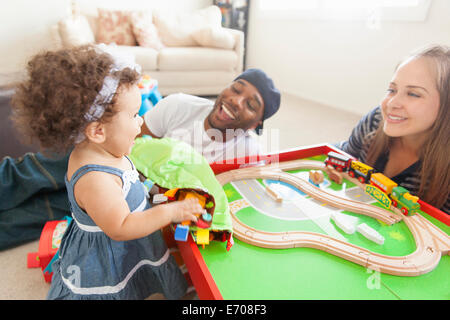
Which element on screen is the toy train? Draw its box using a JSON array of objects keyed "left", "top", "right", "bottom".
[{"left": 325, "top": 151, "right": 420, "bottom": 216}]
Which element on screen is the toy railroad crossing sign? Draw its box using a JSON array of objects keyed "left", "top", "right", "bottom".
[{"left": 365, "top": 184, "right": 391, "bottom": 209}]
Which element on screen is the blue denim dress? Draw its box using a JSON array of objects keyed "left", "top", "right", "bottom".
[{"left": 47, "top": 157, "right": 187, "bottom": 300}]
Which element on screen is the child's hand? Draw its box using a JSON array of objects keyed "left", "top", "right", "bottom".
[{"left": 166, "top": 198, "right": 202, "bottom": 224}]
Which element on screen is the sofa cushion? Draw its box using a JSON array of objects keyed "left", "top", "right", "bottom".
[
  {"left": 158, "top": 47, "right": 237, "bottom": 72},
  {"left": 153, "top": 6, "right": 222, "bottom": 47},
  {"left": 192, "top": 27, "right": 235, "bottom": 50},
  {"left": 130, "top": 11, "right": 165, "bottom": 51},
  {"left": 58, "top": 15, "right": 95, "bottom": 47},
  {"left": 114, "top": 45, "right": 158, "bottom": 70},
  {"left": 96, "top": 8, "right": 136, "bottom": 46}
]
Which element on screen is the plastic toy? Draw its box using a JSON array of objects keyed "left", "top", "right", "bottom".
[
  {"left": 182, "top": 190, "right": 206, "bottom": 208},
  {"left": 27, "top": 217, "right": 72, "bottom": 282},
  {"left": 161, "top": 188, "right": 218, "bottom": 247},
  {"left": 196, "top": 218, "right": 210, "bottom": 229},
  {"left": 365, "top": 173, "right": 396, "bottom": 209},
  {"left": 174, "top": 224, "right": 190, "bottom": 242},
  {"left": 202, "top": 213, "right": 212, "bottom": 222},
  {"left": 163, "top": 189, "right": 215, "bottom": 230},
  {"left": 370, "top": 173, "right": 398, "bottom": 195},
  {"left": 196, "top": 229, "right": 210, "bottom": 249},
  {"left": 138, "top": 74, "right": 163, "bottom": 116},
  {"left": 330, "top": 212, "right": 357, "bottom": 234},
  {"left": 152, "top": 193, "right": 168, "bottom": 204},
  {"left": 349, "top": 160, "right": 375, "bottom": 184},
  {"left": 324, "top": 151, "right": 352, "bottom": 171},
  {"left": 356, "top": 223, "right": 385, "bottom": 245},
  {"left": 142, "top": 178, "right": 154, "bottom": 193},
  {"left": 324, "top": 151, "right": 421, "bottom": 216},
  {"left": 391, "top": 186, "right": 420, "bottom": 216}
]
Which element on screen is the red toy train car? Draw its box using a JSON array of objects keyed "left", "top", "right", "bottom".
[{"left": 324, "top": 151, "right": 420, "bottom": 215}]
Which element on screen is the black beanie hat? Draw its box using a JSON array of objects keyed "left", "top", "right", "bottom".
[{"left": 234, "top": 68, "right": 281, "bottom": 135}]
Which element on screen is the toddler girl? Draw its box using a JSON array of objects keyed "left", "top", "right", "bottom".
[{"left": 12, "top": 44, "right": 201, "bottom": 299}]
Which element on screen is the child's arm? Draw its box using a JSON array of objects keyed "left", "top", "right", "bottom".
[{"left": 74, "top": 171, "right": 201, "bottom": 241}]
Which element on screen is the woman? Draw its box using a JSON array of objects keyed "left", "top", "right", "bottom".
[{"left": 338, "top": 45, "right": 449, "bottom": 214}]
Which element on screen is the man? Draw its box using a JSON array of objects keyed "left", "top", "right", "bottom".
[
  {"left": 141, "top": 68, "right": 281, "bottom": 163},
  {"left": 0, "top": 68, "right": 280, "bottom": 250}
]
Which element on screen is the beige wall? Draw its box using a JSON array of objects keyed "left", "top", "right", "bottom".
[
  {"left": 3, "top": 0, "right": 450, "bottom": 116},
  {"left": 0, "top": 0, "right": 212, "bottom": 78},
  {"left": 246, "top": 0, "right": 450, "bottom": 115},
  {"left": 0, "top": 0, "right": 70, "bottom": 74}
]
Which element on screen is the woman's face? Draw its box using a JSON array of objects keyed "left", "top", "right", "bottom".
[{"left": 381, "top": 57, "right": 440, "bottom": 142}]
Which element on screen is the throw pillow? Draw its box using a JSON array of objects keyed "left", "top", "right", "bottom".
[
  {"left": 58, "top": 15, "right": 95, "bottom": 47},
  {"left": 130, "top": 11, "right": 165, "bottom": 51},
  {"left": 153, "top": 5, "right": 222, "bottom": 47},
  {"left": 192, "top": 27, "right": 235, "bottom": 50},
  {"left": 96, "top": 8, "right": 136, "bottom": 46}
]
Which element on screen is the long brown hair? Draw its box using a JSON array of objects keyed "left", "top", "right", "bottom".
[{"left": 366, "top": 45, "right": 450, "bottom": 209}]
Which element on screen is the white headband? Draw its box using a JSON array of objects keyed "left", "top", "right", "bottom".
[
  {"left": 85, "top": 43, "right": 141, "bottom": 121},
  {"left": 74, "top": 44, "right": 142, "bottom": 143}
]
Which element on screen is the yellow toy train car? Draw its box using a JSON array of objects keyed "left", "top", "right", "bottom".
[
  {"left": 370, "top": 173, "right": 398, "bottom": 195},
  {"left": 348, "top": 160, "right": 375, "bottom": 184},
  {"left": 324, "top": 151, "right": 421, "bottom": 216}
]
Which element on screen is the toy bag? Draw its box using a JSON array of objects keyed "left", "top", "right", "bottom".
[{"left": 129, "top": 136, "right": 233, "bottom": 249}]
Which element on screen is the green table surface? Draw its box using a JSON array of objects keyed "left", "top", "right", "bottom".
[{"left": 199, "top": 155, "right": 450, "bottom": 300}]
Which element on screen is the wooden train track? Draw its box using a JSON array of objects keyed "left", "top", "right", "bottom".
[
  {"left": 216, "top": 160, "right": 450, "bottom": 276},
  {"left": 216, "top": 159, "right": 402, "bottom": 225}
]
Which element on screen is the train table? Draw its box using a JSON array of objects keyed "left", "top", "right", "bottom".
[{"left": 176, "top": 144, "right": 450, "bottom": 300}]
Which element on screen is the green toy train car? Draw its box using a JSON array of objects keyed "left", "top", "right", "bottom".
[{"left": 390, "top": 186, "right": 420, "bottom": 216}]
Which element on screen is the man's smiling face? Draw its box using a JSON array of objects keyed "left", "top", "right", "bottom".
[{"left": 207, "top": 79, "right": 264, "bottom": 133}]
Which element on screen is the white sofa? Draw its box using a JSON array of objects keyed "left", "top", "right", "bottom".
[{"left": 51, "top": 5, "right": 244, "bottom": 96}]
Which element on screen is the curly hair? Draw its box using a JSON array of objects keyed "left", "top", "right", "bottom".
[{"left": 11, "top": 44, "right": 141, "bottom": 152}]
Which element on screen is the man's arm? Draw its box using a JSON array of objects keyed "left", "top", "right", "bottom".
[
  {"left": 138, "top": 94, "right": 181, "bottom": 139},
  {"left": 138, "top": 121, "right": 160, "bottom": 138}
]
